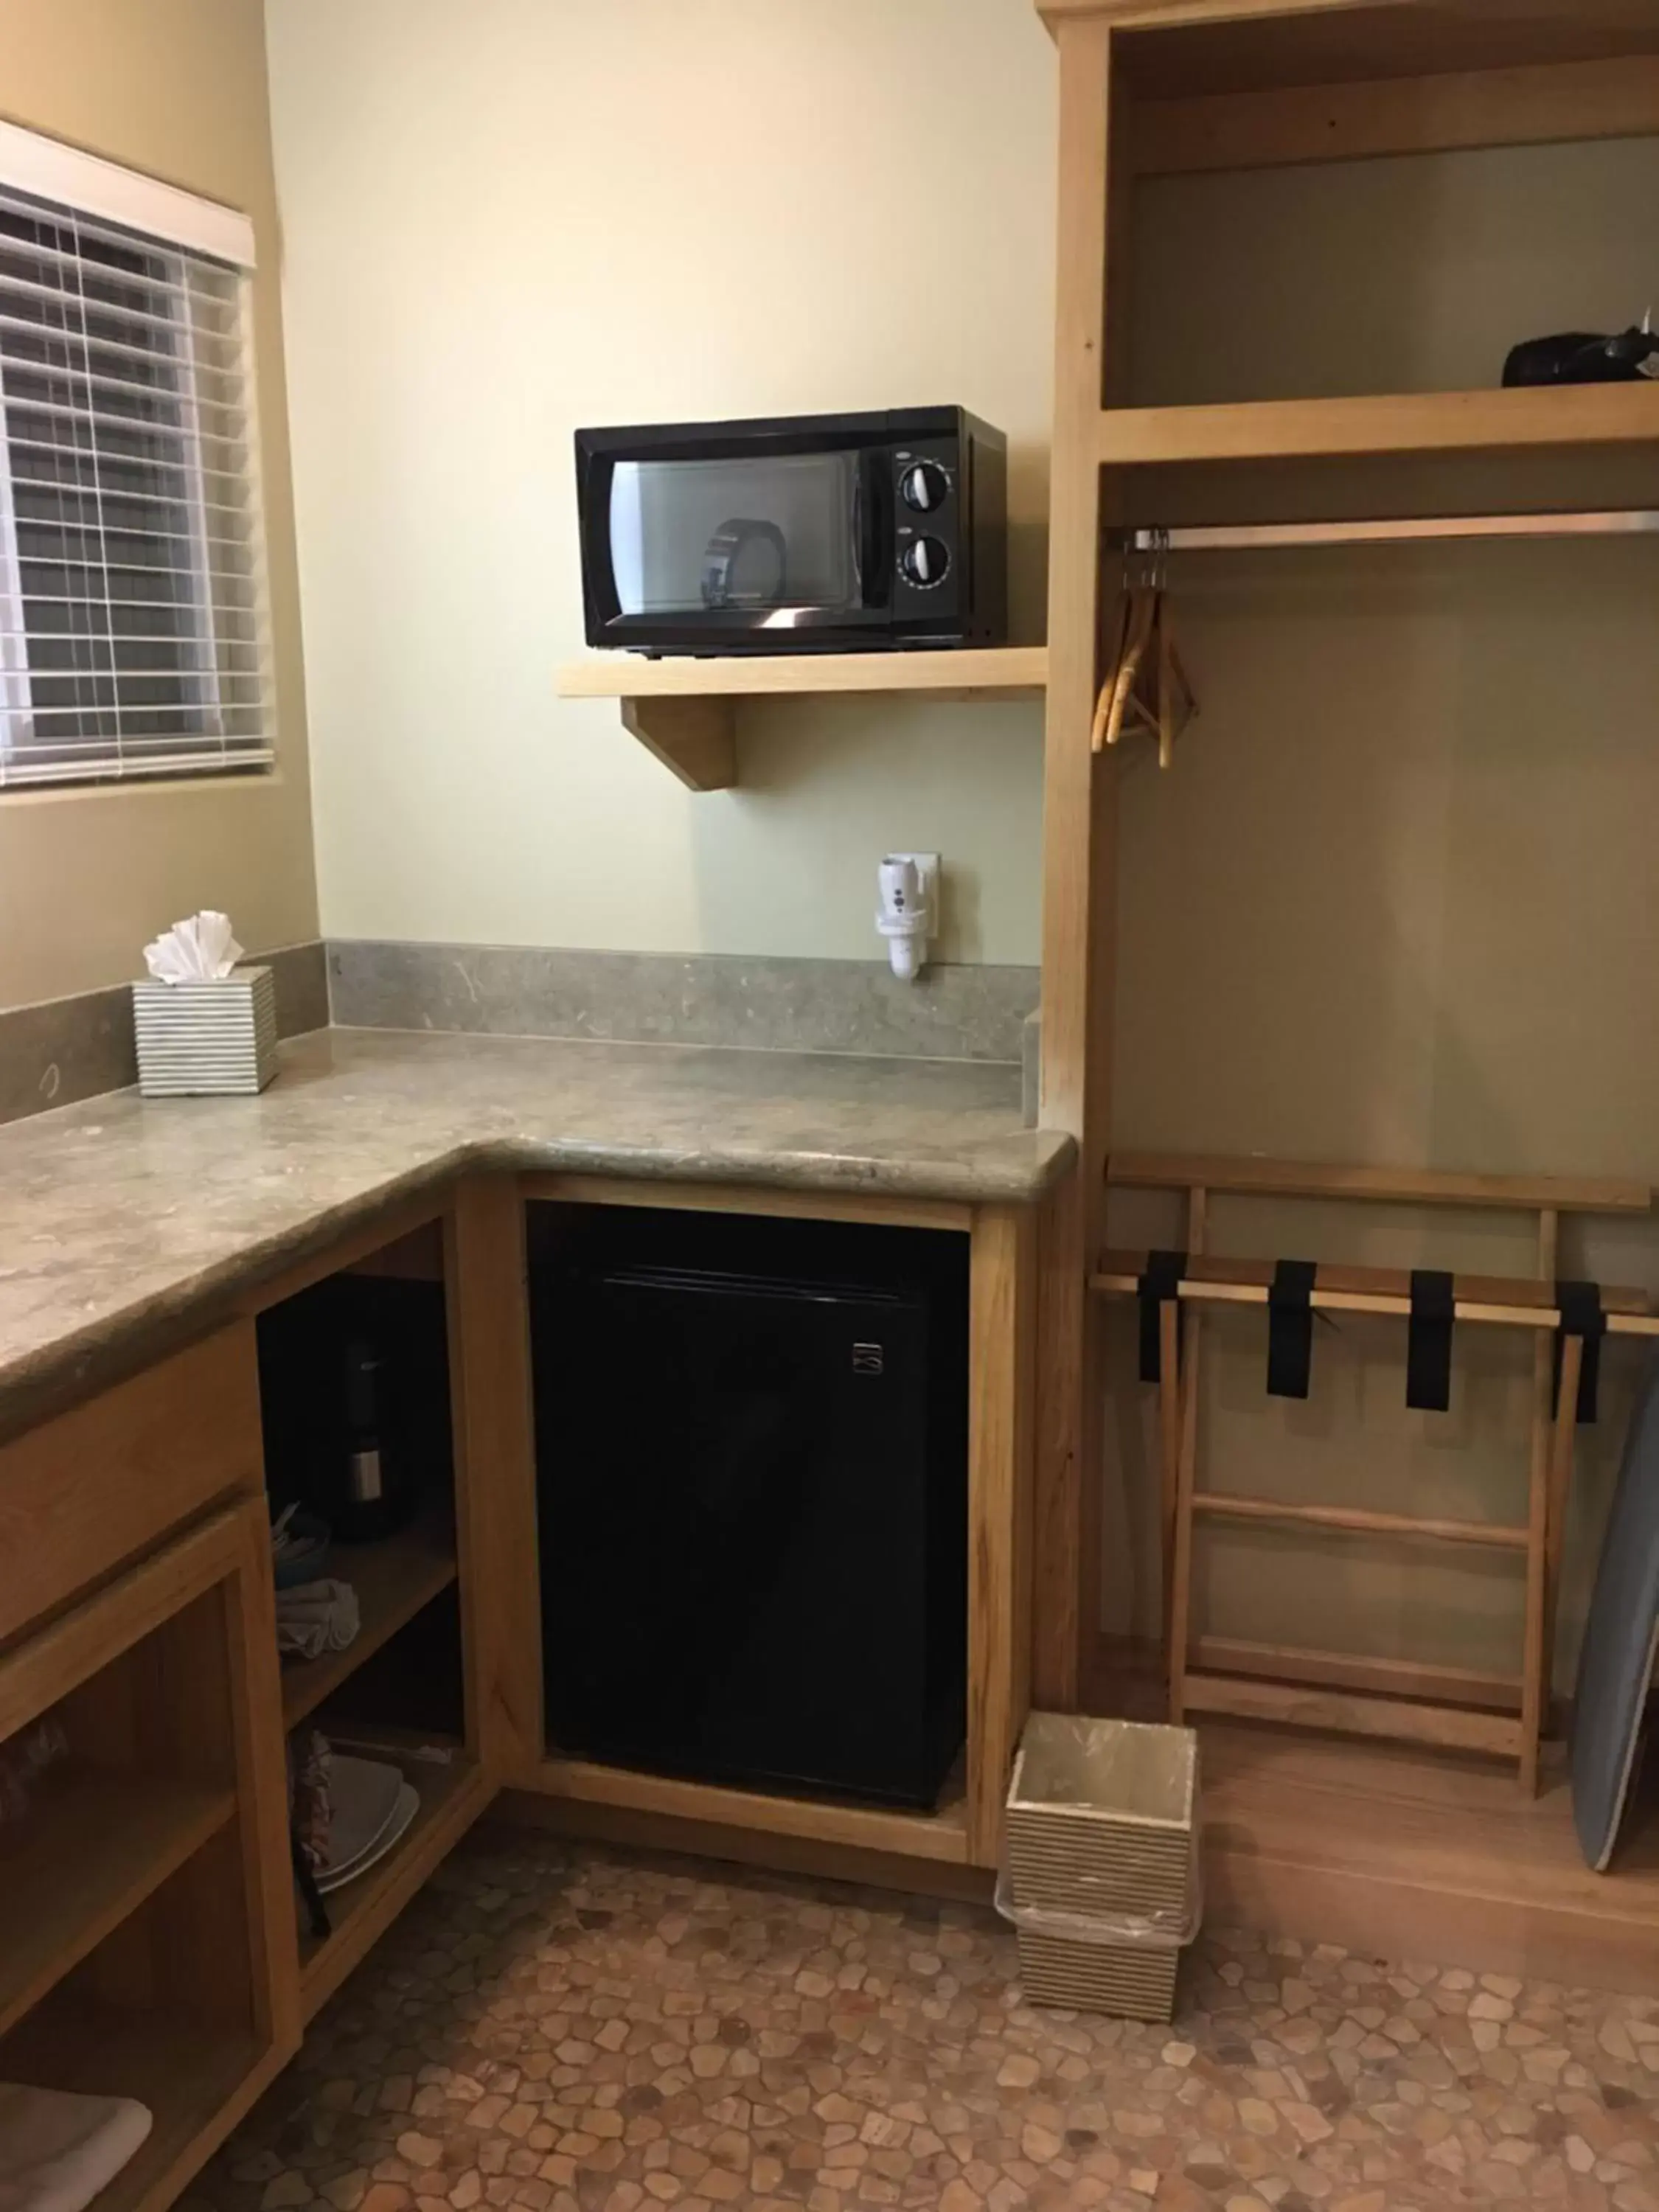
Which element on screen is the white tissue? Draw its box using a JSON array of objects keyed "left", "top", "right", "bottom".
[{"left": 142, "top": 910, "right": 243, "bottom": 984}]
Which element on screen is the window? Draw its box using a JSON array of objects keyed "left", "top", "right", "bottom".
[{"left": 0, "top": 124, "right": 270, "bottom": 789}]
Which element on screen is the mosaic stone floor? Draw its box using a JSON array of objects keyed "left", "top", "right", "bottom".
[{"left": 187, "top": 1825, "right": 1659, "bottom": 2212}]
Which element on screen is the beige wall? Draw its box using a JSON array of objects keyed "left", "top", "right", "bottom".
[
  {"left": 263, "top": 8, "right": 1657, "bottom": 1680},
  {"left": 262, "top": 0, "right": 1054, "bottom": 967},
  {"left": 0, "top": 0, "right": 318, "bottom": 1011},
  {"left": 1107, "top": 134, "right": 1659, "bottom": 1680}
]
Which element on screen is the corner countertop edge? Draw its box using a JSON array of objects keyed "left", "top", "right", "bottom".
[{"left": 0, "top": 1028, "right": 1074, "bottom": 1439}]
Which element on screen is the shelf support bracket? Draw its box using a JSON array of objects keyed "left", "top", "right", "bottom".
[{"left": 619, "top": 697, "right": 737, "bottom": 793}]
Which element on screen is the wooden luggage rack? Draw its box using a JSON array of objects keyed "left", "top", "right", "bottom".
[{"left": 1092, "top": 1153, "right": 1658, "bottom": 1794}]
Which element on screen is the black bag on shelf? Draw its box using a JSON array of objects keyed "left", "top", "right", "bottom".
[{"left": 1503, "top": 319, "right": 1659, "bottom": 386}]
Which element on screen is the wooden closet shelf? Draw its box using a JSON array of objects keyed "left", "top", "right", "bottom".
[
  {"left": 557, "top": 649, "right": 1048, "bottom": 792},
  {"left": 0, "top": 1770, "right": 236, "bottom": 2041},
  {"left": 1093, "top": 1250, "right": 1659, "bottom": 1335},
  {"left": 281, "top": 1513, "right": 459, "bottom": 1727},
  {"left": 1096, "top": 383, "right": 1659, "bottom": 468}
]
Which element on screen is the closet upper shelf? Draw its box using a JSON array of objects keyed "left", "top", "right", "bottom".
[
  {"left": 1097, "top": 383, "right": 1659, "bottom": 468},
  {"left": 557, "top": 646, "right": 1048, "bottom": 793}
]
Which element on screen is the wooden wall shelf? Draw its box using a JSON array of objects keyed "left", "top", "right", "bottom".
[
  {"left": 557, "top": 647, "right": 1048, "bottom": 792},
  {"left": 1098, "top": 382, "right": 1659, "bottom": 468}
]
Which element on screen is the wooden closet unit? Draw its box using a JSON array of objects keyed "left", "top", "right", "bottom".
[{"left": 1029, "top": 0, "right": 1659, "bottom": 1740}]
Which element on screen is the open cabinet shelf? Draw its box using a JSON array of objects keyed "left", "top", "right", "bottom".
[
  {"left": 0, "top": 1773, "right": 236, "bottom": 2040},
  {"left": 280, "top": 1513, "right": 459, "bottom": 1728},
  {"left": 557, "top": 646, "right": 1048, "bottom": 791},
  {"left": 299, "top": 1746, "right": 490, "bottom": 2017},
  {"left": 0, "top": 1993, "right": 265, "bottom": 2212},
  {"left": 254, "top": 1206, "right": 508, "bottom": 2021},
  {"left": 0, "top": 1502, "right": 291, "bottom": 2212}
]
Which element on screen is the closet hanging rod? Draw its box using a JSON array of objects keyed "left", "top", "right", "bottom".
[{"left": 1119, "top": 510, "right": 1659, "bottom": 554}]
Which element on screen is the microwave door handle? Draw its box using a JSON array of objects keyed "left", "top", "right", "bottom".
[{"left": 855, "top": 453, "right": 890, "bottom": 609}]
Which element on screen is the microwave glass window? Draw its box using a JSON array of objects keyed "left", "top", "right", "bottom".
[{"left": 608, "top": 453, "right": 858, "bottom": 617}]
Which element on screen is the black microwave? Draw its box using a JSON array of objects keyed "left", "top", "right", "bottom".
[{"left": 574, "top": 407, "right": 1006, "bottom": 655}]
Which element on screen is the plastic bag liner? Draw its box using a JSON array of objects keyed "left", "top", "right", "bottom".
[{"left": 994, "top": 1837, "right": 1204, "bottom": 1952}]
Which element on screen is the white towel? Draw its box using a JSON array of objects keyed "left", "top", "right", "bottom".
[
  {"left": 0, "top": 2084, "right": 152, "bottom": 2212},
  {"left": 275, "top": 1576, "right": 361, "bottom": 1660}
]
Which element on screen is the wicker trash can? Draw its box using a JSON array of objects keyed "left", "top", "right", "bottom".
[{"left": 1000, "top": 1711, "right": 1200, "bottom": 2022}]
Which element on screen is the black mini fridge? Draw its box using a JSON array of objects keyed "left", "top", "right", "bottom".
[{"left": 529, "top": 1206, "right": 968, "bottom": 1809}]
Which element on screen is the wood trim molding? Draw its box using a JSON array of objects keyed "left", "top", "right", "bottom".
[
  {"left": 1032, "top": 9, "right": 1120, "bottom": 1717},
  {"left": 522, "top": 1175, "right": 973, "bottom": 1234},
  {"left": 446, "top": 1179, "right": 543, "bottom": 1780},
  {"left": 1039, "top": 0, "right": 1411, "bottom": 27},
  {"left": 524, "top": 1758, "right": 970, "bottom": 1865},
  {"left": 966, "top": 1206, "right": 1037, "bottom": 1865},
  {"left": 492, "top": 1791, "right": 993, "bottom": 1905}
]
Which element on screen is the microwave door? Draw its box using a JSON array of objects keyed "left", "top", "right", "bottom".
[{"left": 597, "top": 448, "right": 889, "bottom": 648}]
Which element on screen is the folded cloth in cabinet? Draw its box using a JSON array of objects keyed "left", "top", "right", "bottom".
[
  {"left": 276, "top": 1576, "right": 361, "bottom": 1660},
  {"left": 0, "top": 2084, "right": 152, "bottom": 2212}
]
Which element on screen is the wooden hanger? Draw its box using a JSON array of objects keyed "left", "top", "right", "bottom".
[
  {"left": 1092, "top": 584, "right": 1158, "bottom": 752},
  {"left": 1091, "top": 534, "right": 1197, "bottom": 767}
]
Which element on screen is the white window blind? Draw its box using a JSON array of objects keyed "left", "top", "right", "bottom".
[{"left": 0, "top": 139, "right": 271, "bottom": 790}]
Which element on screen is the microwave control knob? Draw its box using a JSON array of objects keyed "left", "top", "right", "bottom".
[
  {"left": 899, "top": 460, "right": 949, "bottom": 512},
  {"left": 900, "top": 535, "right": 950, "bottom": 588}
]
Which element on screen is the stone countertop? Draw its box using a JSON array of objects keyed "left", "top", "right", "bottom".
[{"left": 0, "top": 1026, "right": 1072, "bottom": 1431}]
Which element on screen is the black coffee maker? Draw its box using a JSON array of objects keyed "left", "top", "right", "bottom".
[{"left": 258, "top": 1276, "right": 451, "bottom": 1544}]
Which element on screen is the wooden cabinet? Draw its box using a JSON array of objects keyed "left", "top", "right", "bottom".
[
  {"left": 251, "top": 1189, "right": 501, "bottom": 2020},
  {"left": 0, "top": 1505, "right": 295, "bottom": 2212},
  {"left": 0, "top": 1328, "right": 262, "bottom": 1647},
  {"left": 0, "top": 1166, "right": 1036, "bottom": 2210}
]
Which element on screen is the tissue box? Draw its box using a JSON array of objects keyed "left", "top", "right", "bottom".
[{"left": 132, "top": 967, "right": 277, "bottom": 1097}]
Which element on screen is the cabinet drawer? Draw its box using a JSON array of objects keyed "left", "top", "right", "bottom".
[{"left": 0, "top": 1326, "right": 262, "bottom": 1645}]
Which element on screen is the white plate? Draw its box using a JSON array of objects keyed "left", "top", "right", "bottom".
[
  {"left": 316, "top": 1781, "right": 419, "bottom": 1893},
  {"left": 317, "top": 1778, "right": 406, "bottom": 1887},
  {"left": 320, "top": 1754, "right": 404, "bottom": 1876}
]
